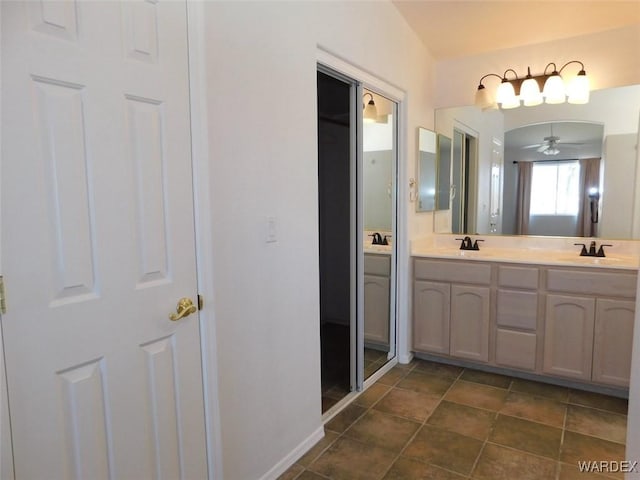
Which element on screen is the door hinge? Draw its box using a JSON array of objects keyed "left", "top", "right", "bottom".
[
  {"left": 0, "top": 276, "right": 6, "bottom": 314},
  {"left": 197, "top": 294, "right": 204, "bottom": 311}
]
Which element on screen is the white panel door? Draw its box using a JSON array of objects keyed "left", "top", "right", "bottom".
[{"left": 1, "top": 2, "right": 207, "bottom": 479}]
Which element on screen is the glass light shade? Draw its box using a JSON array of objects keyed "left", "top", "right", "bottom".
[
  {"left": 543, "top": 74, "right": 566, "bottom": 104},
  {"left": 520, "top": 77, "right": 543, "bottom": 106},
  {"left": 363, "top": 100, "right": 377, "bottom": 123},
  {"left": 543, "top": 147, "right": 560, "bottom": 155},
  {"left": 475, "top": 85, "right": 492, "bottom": 110},
  {"left": 567, "top": 71, "right": 590, "bottom": 104},
  {"left": 496, "top": 81, "right": 518, "bottom": 108}
]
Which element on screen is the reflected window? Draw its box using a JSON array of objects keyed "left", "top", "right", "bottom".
[{"left": 530, "top": 161, "right": 580, "bottom": 215}]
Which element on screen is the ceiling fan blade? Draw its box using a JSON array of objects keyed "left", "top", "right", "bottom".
[
  {"left": 536, "top": 145, "right": 550, "bottom": 152},
  {"left": 522, "top": 143, "right": 543, "bottom": 149}
]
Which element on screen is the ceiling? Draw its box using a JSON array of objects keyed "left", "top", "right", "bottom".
[
  {"left": 505, "top": 121, "right": 604, "bottom": 162},
  {"left": 392, "top": 1, "right": 640, "bottom": 60}
]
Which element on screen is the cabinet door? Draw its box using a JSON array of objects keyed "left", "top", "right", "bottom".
[
  {"left": 413, "top": 281, "right": 450, "bottom": 354},
  {"left": 543, "top": 295, "right": 595, "bottom": 380},
  {"left": 364, "top": 274, "right": 390, "bottom": 346},
  {"left": 450, "top": 285, "right": 490, "bottom": 362},
  {"left": 593, "top": 298, "right": 635, "bottom": 387}
]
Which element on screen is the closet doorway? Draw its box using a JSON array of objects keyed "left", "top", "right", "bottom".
[{"left": 317, "top": 64, "right": 399, "bottom": 415}]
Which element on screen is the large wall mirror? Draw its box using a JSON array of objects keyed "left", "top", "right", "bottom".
[{"left": 434, "top": 84, "right": 640, "bottom": 239}]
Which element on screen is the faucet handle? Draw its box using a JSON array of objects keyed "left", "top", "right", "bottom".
[
  {"left": 455, "top": 238, "right": 466, "bottom": 250},
  {"left": 382, "top": 235, "right": 392, "bottom": 245},
  {"left": 574, "top": 243, "right": 588, "bottom": 256},
  {"left": 472, "top": 239, "right": 484, "bottom": 251},
  {"left": 597, "top": 244, "right": 613, "bottom": 257}
]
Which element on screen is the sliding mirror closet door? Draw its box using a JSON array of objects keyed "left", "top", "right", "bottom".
[
  {"left": 317, "top": 64, "right": 399, "bottom": 414},
  {"left": 362, "top": 90, "right": 397, "bottom": 380}
]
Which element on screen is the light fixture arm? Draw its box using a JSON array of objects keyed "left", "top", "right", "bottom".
[
  {"left": 363, "top": 92, "right": 374, "bottom": 104},
  {"left": 543, "top": 62, "right": 559, "bottom": 76},
  {"left": 558, "top": 60, "right": 586, "bottom": 75},
  {"left": 501, "top": 69, "right": 518, "bottom": 81},
  {"left": 477, "top": 73, "right": 503, "bottom": 87}
]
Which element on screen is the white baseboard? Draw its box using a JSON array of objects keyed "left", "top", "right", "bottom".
[
  {"left": 259, "top": 425, "right": 325, "bottom": 480},
  {"left": 399, "top": 352, "right": 414, "bottom": 364}
]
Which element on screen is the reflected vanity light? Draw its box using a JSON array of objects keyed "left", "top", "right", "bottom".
[
  {"left": 475, "top": 61, "right": 589, "bottom": 110},
  {"left": 363, "top": 92, "right": 378, "bottom": 123}
]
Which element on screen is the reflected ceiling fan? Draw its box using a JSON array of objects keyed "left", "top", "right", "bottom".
[{"left": 521, "top": 123, "right": 583, "bottom": 156}]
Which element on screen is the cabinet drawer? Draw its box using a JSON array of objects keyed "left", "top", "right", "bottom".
[
  {"left": 365, "top": 254, "right": 391, "bottom": 276},
  {"left": 497, "top": 290, "right": 538, "bottom": 330},
  {"left": 499, "top": 266, "right": 538, "bottom": 289},
  {"left": 547, "top": 269, "right": 637, "bottom": 298},
  {"left": 495, "top": 329, "right": 536, "bottom": 371},
  {"left": 414, "top": 259, "right": 491, "bottom": 284}
]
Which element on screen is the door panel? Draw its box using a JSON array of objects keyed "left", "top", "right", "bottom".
[{"left": 1, "top": 2, "right": 207, "bottom": 478}]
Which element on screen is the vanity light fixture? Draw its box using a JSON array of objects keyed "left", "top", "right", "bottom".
[
  {"left": 363, "top": 92, "right": 378, "bottom": 123},
  {"left": 475, "top": 61, "right": 589, "bottom": 110}
]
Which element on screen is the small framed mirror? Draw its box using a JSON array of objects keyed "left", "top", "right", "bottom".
[
  {"left": 436, "top": 134, "right": 452, "bottom": 210},
  {"left": 417, "top": 127, "right": 436, "bottom": 212}
]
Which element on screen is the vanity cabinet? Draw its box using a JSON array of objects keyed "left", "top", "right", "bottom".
[
  {"left": 543, "top": 268, "right": 637, "bottom": 387},
  {"left": 413, "top": 259, "right": 490, "bottom": 362},
  {"left": 495, "top": 266, "right": 539, "bottom": 371},
  {"left": 412, "top": 257, "right": 638, "bottom": 390},
  {"left": 364, "top": 254, "right": 390, "bottom": 347}
]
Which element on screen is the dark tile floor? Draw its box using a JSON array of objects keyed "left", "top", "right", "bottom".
[{"left": 281, "top": 359, "right": 629, "bottom": 480}]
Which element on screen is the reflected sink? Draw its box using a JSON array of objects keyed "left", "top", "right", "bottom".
[{"left": 364, "top": 244, "right": 392, "bottom": 253}]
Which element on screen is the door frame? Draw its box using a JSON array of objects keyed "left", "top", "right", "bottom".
[
  {"left": 0, "top": 3, "right": 224, "bottom": 479},
  {"left": 316, "top": 47, "right": 406, "bottom": 390},
  {"left": 185, "top": 3, "right": 224, "bottom": 479}
]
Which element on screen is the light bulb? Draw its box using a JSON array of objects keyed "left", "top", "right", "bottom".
[
  {"left": 520, "top": 77, "right": 543, "bottom": 106},
  {"left": 567, "top": 70, "right": 589, "bottom": 104},
  {"left": 475, "top": 85, "right": 492, "bottom": 110},
  {"left": 543, "top": 74, "right": 566, "bottom": 104},
  {"left": 497, "top": 81, "right": 518, "bottom": 108}
]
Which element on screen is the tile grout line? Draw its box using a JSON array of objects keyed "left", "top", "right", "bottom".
[
  {"left": 290, "top": 360, "right": 629, "bottom": 480},
  {"left": 387, "top": 365, "right": 470, "bottom": 477}
]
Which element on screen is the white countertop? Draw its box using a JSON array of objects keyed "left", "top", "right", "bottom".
[{"left": 412, "top": 235, "right": 640, "bottom": 270}]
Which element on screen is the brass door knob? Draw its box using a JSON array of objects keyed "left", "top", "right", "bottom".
[{"left": 169, "top": 297, "right": 197, "bottom": 321}]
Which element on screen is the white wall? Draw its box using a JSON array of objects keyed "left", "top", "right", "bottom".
[
  {"left": 203, "top": 2, "right": 434, "bottom": 478},
  {"left": 601, "top": 134, "right": 638, "bottom": 239}
]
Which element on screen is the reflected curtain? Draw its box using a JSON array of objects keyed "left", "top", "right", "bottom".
[
  {"left": 577, "top": 157, "right": 601, "bottom": 237},
  {"left": 515, "top": 161, "right": 533, "bottom": 235}
]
